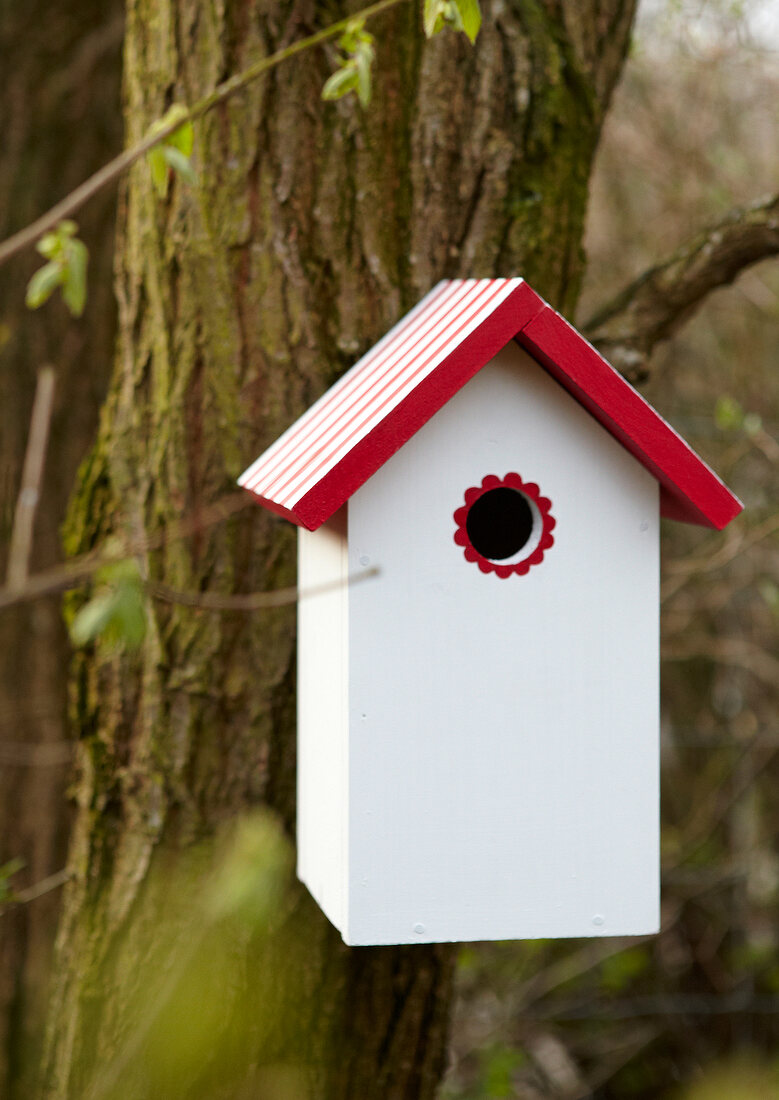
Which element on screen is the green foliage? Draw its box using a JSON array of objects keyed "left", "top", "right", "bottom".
[
  {"left": 423, "top": 0, "right": 481, "bottom": 43},
  {"left": 714, "top": 394, "right": 762, "bottom": 436},
  {"left": 598, "top": 945, "right": 650, "bottom": 992},
  {"left": 69, "top": 557, "right": 147, "bottom": 651},
  {"left": 0, "top": 858, "right": 25, "bottom": 906},
  {"left": 146, "top": 103, "right": 196, "bottom": 198},
  {"left": 205, "top": 813, "right": 291, "bottom": 924},
  {"left": 321, "top": 0, "right": 483, "bottom": 109},
  {"left": 70, "top": 812, "right": 300, "bottom": 1100},
  {"left": 677, "top": 1058, "right": 779, "bottom": 1099},
  {"left": 758, "top": 578, "right": 779, "bottom": 616},
  {"left": 321, "top": 19, "right": 376, "bottom": 107},
  {"left": 480, "top": 1044, "right": 524, "bottom": 1098},
  {"left": 457, "top": 945, "right": 480, "bottom": 973},
  {"left": 25, "top": 219, "right": 88, "bottom": 316},
  {"left": 442, "top": 1041, "right": 525, "bottom": 1100}
]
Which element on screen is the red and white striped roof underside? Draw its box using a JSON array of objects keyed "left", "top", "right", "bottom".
[{"left": 239, "top": 278, "right": 742, "bottom": 532}]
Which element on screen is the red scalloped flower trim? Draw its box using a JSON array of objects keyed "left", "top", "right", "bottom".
[{"left": 453, "top": 473, "right": 556, "bottom": 578}]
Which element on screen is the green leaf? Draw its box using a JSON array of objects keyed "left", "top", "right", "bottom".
[
  {"left": 146, "top": 104, "right": 195, "bottom": 196},
  {"left": 162, "top": 144, "right": 197, "bottom": 185},
  {"left": 29, "top": 221, "right": 89, "bottom": 314},
  {"left": 36, "top": 233, "right": 61, "bottom": 259},
  {"left": 424, "top": 0, "right": 475, "bottom": 38},
  {"left": 322, "top": 66, "right": 359, "bottom": 101},
  {"left": 148, "top": 146, "right": 170, "bottom": 196},
  {"left": 206, "top": 813, "right": 291, "bottom": 925},
  {"left": 715, "top": 394, "right": 744, "bottom": 431},
  {"left": 455, "top": 0, "right": 481, "bottom": 42},
  {"left": 167, "top": 119, "right": 194, "bottom": 157},
  {"left": 338, "top": 18, "right": 368, "bottom": 52},
  {"left": 110, "top": 579, "right": 147, "bottom": 649},
  {"left": 25, "top": 261, "right": 63, "bottom": 309},
  {"left": 70, "top": 592, "right": 119, "bottom": 647},
  {"left": 354, "top": 42, "right": 374, "bottom": 106},
  {"left": 323, "top": 20, "right": 374, "bottom": 107},
  {"left": 423, "top": 0, "right": 444, "bottom": 37},
  {"left": 61, "top": 237, "right": 88, "bottom": 317},
  {"left": 445, "top": 0, "right": 464, "bottom": 32},
  {"left": 70, "top": 559, "right": 147, "bottom": 651},
  {"left": 97, "top": 557, "right": 143, "bottom": 586},
  {"left": 148, "top": 103, "right": 190, "bottom": 140}
]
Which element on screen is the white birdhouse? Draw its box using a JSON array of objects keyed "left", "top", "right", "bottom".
[{"left": 239, "top": 278, "right": 742, "bottom": 946}]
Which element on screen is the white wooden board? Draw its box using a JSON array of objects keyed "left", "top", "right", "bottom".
[
  {"left": 341, "top": 341, "right": 660, "bottom": 945},
  {"left": 297, "top": 509, "right": 349, "bottom": 933}
]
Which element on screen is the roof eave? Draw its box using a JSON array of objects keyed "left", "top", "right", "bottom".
[{"left": 515, "top": 307, "right": 744, "bottom": 531}]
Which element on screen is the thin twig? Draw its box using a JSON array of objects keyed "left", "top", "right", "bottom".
[
  {"left": 661, "top": 512, "right": 779, "bottom": 604},
  {"left": 147, "top": 566, "right": 379, "bottom": 611},
  {"left": 6, "top": 366, "right": 56, "bottom": 589},
  {"left": 662, "top": 635, "right": 779, "bottom": 687},
  {"left": 2, "top": 868, "right": 73, "bottom": 911},
  {"left": 0, "top": 490, "right": 253, "bottom": 612},
  {"left": 0, "top": 0, "right": 407, "bottom": 270},
  {"left": 0, "top": 490, "right": 380, "bottom": 616}
]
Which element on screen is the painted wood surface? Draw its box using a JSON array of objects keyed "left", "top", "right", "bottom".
[
  {"left": 238, "top": 279, "right": 741, "bottom": 532},
  {"left": 297, "top": 509, "right": 349, "bottom": 933},
  {"left": 516, "top": 307, "right": 743, "bottom": 530},
  {"left": 342, "top": 342, "right": 660, "bottom": 945},
  {"left": 239, "top": 279, "right": 543, "bottom": 527}
]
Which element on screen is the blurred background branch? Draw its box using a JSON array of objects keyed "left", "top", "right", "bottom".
[{"left": 585, "top": 194, "right": 779, "bottom": 382}]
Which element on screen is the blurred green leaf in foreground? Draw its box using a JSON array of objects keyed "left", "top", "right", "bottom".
[{"left": 72, "top": 811, "right": 313, "bottom": 1100}]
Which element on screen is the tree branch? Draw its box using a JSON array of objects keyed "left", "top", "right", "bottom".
[
  {"left": 6, "top": 366, "right": 56, "bottom": 589},
  {"left": 0, "top": 491, "right": 253, "bottom": 612},
  {"left": 0, "top": 868, "right": 73, "bottom": 915},
  {"left": 584, "top": 193, "right": 779, "bottom": 381},
  {"left": 146, "top": 567, "right": 379, "bottom": 611},
  {"left": 0, "top": 0, "right": 407, "bottom": 269}
]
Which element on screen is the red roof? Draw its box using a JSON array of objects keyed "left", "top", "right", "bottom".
[{"left": 239, "top": 278, "right": 743, "bottom": 531}]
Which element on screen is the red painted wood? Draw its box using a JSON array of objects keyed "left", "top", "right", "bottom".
[
  {"left": 239, "top": 279, "right": 742, "bottom": 533},
  {"left": 271, "top": 282, "right": 522, "bottom": 508},
  {"left": 239, "top": 490, "right": 305, "bottom": 527},
  {"left": 452, "top": 473, "right": 556, "bottom": 577},
  {"left": 515, "top": 307, "right": 743, "bottom": 530},
  {"left": 292, "top": 281, "right": 547, "bottom": 528},
  {"left": 240, "top": 280, "right": 532, "bottom": 511}
]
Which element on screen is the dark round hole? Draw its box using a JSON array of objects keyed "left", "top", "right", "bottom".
[{"left": 465, "top": 487, "right": 534, "bottom": 561}]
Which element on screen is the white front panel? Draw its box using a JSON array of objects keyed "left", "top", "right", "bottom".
[
  {"left": 297, "top": 512, "right": 349, "bottom": 934},
  {"left": 346, "top": 343, "right": 659, "bottom": 945}
]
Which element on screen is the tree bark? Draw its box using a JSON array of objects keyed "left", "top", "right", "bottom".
[
  {"left": 40, "top": 2, "right": 637, "bottom": 1096},
  {"left": 0, "top": 3, "right": 122, "bottom": 1094}
]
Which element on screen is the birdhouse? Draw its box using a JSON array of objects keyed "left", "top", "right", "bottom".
[{"left": 239, "top": 278, "right": 742, "bottom": 946}]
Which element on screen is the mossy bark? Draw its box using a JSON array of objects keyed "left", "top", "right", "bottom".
[{"left": 41, "top": 2, "right": 637, "bottom": 1097}]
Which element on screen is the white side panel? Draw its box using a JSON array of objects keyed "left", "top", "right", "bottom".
[
  {"left": 297, "top": 510, "right": 349, "bottom": 936},
  {"left": 346, "top": 342, "right": 659, "bottom": 945}
]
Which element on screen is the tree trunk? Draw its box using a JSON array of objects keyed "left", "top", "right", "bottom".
[
  {"left": 0, "top": 2, "right": 122, "bottom": 1094},
  {"left": 40, "top": 2, "right": 636, "bottom": 1096}
]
